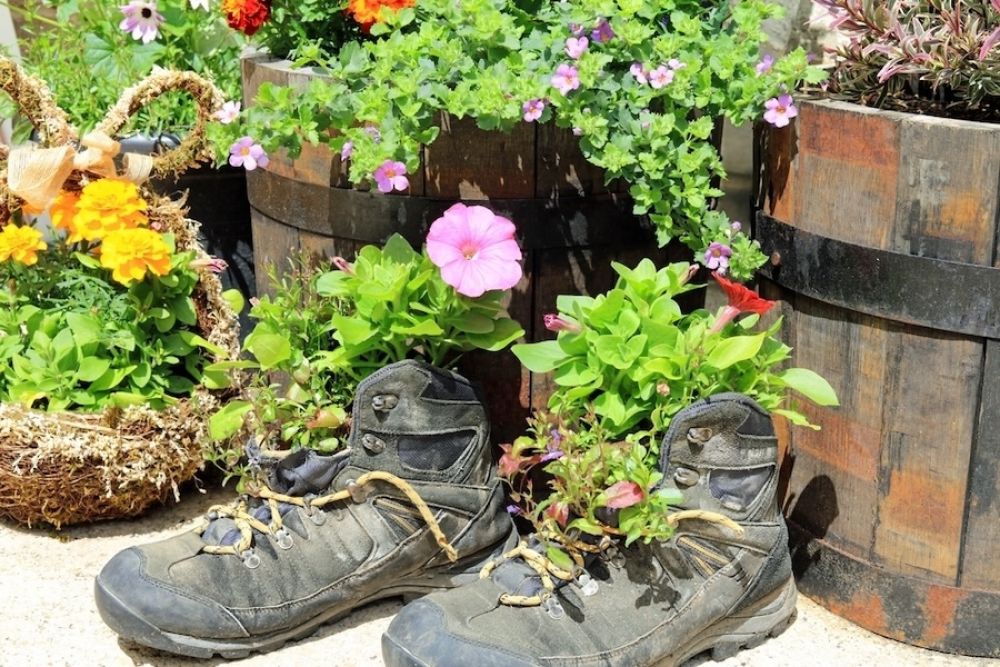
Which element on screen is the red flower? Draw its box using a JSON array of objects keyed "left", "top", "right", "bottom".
[
  {"left": 222, "top": 0, "right": 270, "bottom": 36},
  {"left": 498, "top": 443, "right": 522, "bottom": 476},
  {"left": 605, "top": 481, "right": 645, "bottom": 509},
  {"left": 713, "top": 272, "right": 775, "bottom": 315}
]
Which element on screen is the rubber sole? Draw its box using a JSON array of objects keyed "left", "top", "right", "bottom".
[
  {"left": 380, "top": 578, "right": 798, "bottom": 667},
  {"left": 95, "top": 528, "right": 519, "bottom": 660}
]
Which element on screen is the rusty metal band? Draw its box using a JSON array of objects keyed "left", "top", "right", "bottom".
[
  {"left": 756, "top": 213, "right": 1000, "bottom": 339},
  {"left": 788, "top": 522, "right": 1000, "bottom": 657},
  {"left": 246, "top": 169, "right": 654, "bottom": 251}
]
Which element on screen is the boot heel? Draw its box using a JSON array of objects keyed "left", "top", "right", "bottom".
[{"left": 704, "top": 578, "right": 798, "bottom": 661}]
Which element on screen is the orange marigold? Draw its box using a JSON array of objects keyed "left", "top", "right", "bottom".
[
  {"left": 99, "top": 228, "right": 172, "bottom": 285},
  {"left": 50, "top": 190, "right": 82, "bottom": 242},
  {"left": 74, "top": 179, "right": 148, "bottom": 242},
  {"left": 347, "top": 0, "right": 414, "bottom": 29},
  {"left": 222, "top": 0, "right": 270, "bottom": 36},
  {"left": 0, "top": 224, "right": 46, "bottom": 266}
]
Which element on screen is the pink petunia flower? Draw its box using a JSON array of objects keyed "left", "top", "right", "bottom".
[
  {"left": 340, "top": 141, "right": 353, "bottom": 161},
  {"left": 213, "top": 100, "right": 241, "bottom": 124},
  {"left": 605, "top": 481, "right": 644, "bottom": 509},
  {"left": 565, "top": 36, "right": 588, "bottom": 59},
  {"left": 522, "top": 99, "right": 546, "bottom": 122},
  {"left": 119, "top": 1, "right": 164, "bottom": 43},
  {"left": 764, "top": 94, "right": 798, "bottom": 128},
  {"left": 630, "top": 62, "right": 648, "bottom": 84},
  {"left": 756, "top": 54, "right": 775, "bottom": 75},
  {"left": 551, "top": 64, "right": 580, "bottom": 95},
  {"left": 544, "top": 314, "right": 581, "bottom": 333},
  {"left": 704, "top": 241, "right": 732, "bottom": 272},
  {"left": 426, "top": 203, "right": 523, "bottom": 298},
  {"left": 373, "top": 160, "right": 409, "bottom": 193},
  {"left": 228, "top": 137, "right": 269, "bottom": 171},
  {"left": 668, "top": 58, "right": 686, "bottom": 70},
  {"left": 332, "top": 256, "right": 354, "bottom": 275},
  {"left": 648, "top": 65, "right": 675, "bottom": 89}
]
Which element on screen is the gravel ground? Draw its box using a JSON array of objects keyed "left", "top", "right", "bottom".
[{"left": 0, "top": 486, "right": 995, "bottom": 667}]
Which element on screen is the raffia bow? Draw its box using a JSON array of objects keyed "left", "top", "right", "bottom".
[
  {"left": 0, "top": 59, "right": 224, "bottom": 218},
  {"left": 7, "top": 132, "right": 155, "bottom": 212}
]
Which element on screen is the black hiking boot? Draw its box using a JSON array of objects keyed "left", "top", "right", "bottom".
[
  {"left": 95, "top": 360, "right": 517, "bottom": 658},
  {"left": 382, "top": 393, "right": 796, "bottom": 666}
]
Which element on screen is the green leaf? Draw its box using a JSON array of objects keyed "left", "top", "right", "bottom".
[
  {"left": 568, "top": 517, "right": 605, "bottom": 536},
  {"left": 512, "top": 340, "right": 566, "bottom": 372},
  {"left": 382, "top": 234, "right": 418, "bottom": 264},
  {"left": 390, "top": 320, "right": 444, "bottom": 336},
  {"left": 209, "top": 401, "right": 253, "bottom": 441},
  {"left": 315, "top": 271, "right": 350, "bottom": 297},
  {"left": 467, "top": 318, "right": 523, "bottom": 352},
  {"left": 450, "top": 313, "right": 495, "bottom": 334},
  {"left": 773, "top": 408, "right": 821, "bottom": 430},
  {"left": 554, "top": 360, "right": 599, "bottom": 387},
  {"left": 77, "top": 357, "right": 110, "bottom": 383},
  {"left": 244, "top": 331, "right": 292, "bottom": 369},
  {"left": 705, "top": 333, "right": 765, "bottom": 370},
  {"left": 780, "top": 368, "right": 839, "bottom": 407},
  {"left": 222, "top": 289, "right": 245, "bottom": 314},
  {"left": 545, "top": 546, "right": 574, "bottom": 571},
  {"left": 330, "top": 314, "right": 376, "bottom": 346},
  {"left": 65, "top": 312, "right": 101, "bottom": 347},
  {"left": 170, "top": 296, "right": 198, "bottom": 326}
]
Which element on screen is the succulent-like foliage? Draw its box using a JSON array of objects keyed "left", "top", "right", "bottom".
[{"left": 816, "top": 0, "right": 1000, "bottom": 118}]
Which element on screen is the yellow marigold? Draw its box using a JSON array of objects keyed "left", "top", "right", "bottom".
[
  {"left": 74, "top": 179, "right": 149, "bottom": 242},
  {"left": 50, "top": 190, "right": 82, "bottom": 242},
  {"left": 0, "top": 224, "right": 47, "bottom": 266},
  {"left": 99, "top": 228, "right": 172, "bottom": 285}
]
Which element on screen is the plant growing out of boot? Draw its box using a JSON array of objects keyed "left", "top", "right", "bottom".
[
  {"left": 382, "top": 260, "right": 838, "bottom": 666},
  {"left": 206, "top": 203, "right": 524, "bottom": 479}
]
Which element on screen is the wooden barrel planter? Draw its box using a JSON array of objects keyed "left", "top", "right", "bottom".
[
  {"left": 241, "top": 54, "right": 689, "bottom": 442},
  {"left": 755, "top": 98, "right": 1000, "bottom": 656}
]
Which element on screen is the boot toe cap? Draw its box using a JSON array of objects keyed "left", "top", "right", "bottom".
[
  {"left": 95, "top": 547, "right": 249, "bottom": 645},
  {"left": 383, "top": 597, "right": 535, "bottom": 667}
]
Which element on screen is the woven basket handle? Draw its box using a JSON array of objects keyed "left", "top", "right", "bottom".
[
  {"left": 96, "top": 69, "right": 224, "bottom": 179},
  {"left": 0, "top": 58, "right": 77, "bottom": 159}
]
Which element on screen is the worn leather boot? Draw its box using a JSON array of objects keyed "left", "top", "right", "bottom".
[
  {"left": 383, "top": 393, "right": 796, "bottom": 666},
  {"left": 95, "top": 360, "right": 517, "bottom": 658}
]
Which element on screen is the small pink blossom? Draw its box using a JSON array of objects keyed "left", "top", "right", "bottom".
[
  {"left": 648, "top": 65, "right": 675, "bottom": 89},
  {"left": 546, "top": 502, "right": 570, "bottom": 527},
  {"left": 340, "top": 141, "right": 353, "bottom": 161},
  {"left": 522, "top": 99, "right": 546, "bottom": 122},
  {"left": 630, "top": 62, "right": 648, "bottom": 84},
  {"left": 572, "top": 127, "right": 583, "bottom": 136},
  {"left": 228, "top": 137, "right": 269, "bottom": 171},
  {"left": 364, "top": 125, "right": 382, "bottom": 142},
  {"left": 756, "top": 54, "right": 775, "bottom": 75},
  {"left": 213, "top": 100, "right": 240, "bottom": 124},
  {"left": 668, "top": 58, "right": 685, "bottom": 70},
  {"left": 731, "top": 221, "right": 742, "bottom": 232},
  {"left": 605, "top": 481, "right": 644, "bottom": 509},
  {"left": 119, "top": 1, "right": 164, "bottom": 43},
  {"left": 543, "top": 314, "right": 581, "bottom": 333},
  {"left": 551, "top": 64, "right": 580, "bottom": 95},
  {"left": 763, "top": 94, "right": 798, "bottom": 128},
  {"left": 565, "top": 36, "right": 588, "bottom": 59},
  {"left": 426, "top": 203, "right": 523, "bottom": 298},
  {"left": 705, "top": 242, "right": 732, "bottom": 272},
  {"left": 373, "top": 160, "right": 409, "bottom": 193}
]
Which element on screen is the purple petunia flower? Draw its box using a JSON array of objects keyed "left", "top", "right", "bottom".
[
  {"left": 522, "top": 98, "right": 546, "bottom": 122},
  {"left": 373, "top": 160, "right": 409, "bottom": 193},
  {"left": 756, "top": 54, "right": 775, "bottom": 75},
  {"left": 506, "top": 504, "right": 522, "bottom": 516},
  {"left": 591, "top": 18, "right": 614, "bottom": 43},
  {"left": 119, "top": 1, "right": 164, "bottom": 44},
  {"left": 551, "top": 64, "right": 580, "bottom": 95},
  {"left": 228, "top": 137, "right": 269, "bottom": 171},
  {"left": 763, "top": 94, "right": 798, "bottom": 128},
  {"left": 704, "top": 242, "right": 732, "bottom": 272}
]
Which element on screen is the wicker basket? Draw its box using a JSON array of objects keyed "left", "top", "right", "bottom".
[{"left": 0, "top": 59, "right": 241, "bottom": 527}]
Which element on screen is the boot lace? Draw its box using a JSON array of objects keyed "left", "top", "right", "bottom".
[
  {"left": 480, "top": 509, "right": 743, "bottom": 607},
  {"left": 194, "top": 470, "right": 459, "bottom": 563}
]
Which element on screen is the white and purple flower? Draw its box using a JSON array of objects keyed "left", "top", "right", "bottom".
[
  {"left": 119, "top": 1, "right": 164, "bottom": 44},
  {"left": 704, "top": 242, "right": 732, "bottom": 273},
  {"left": 551, "top": 64, "right": 580, "bottom": 95},
  {"left": 648, "top": 65, "right": 675, "bottom": 89},
  {"left": 522, "top": 98, "right": 546, "bottom": 122},
  {"left": 565, "top": 36, "right": 588, "bottom": 59},
  {"left": 756, "top": 54, "right": 775, "bottom": 75},
  {"left": 213, "top": 100, "right": 241, "bottom": 124},
  {"left": 374, "top": 160, "right": 409, "bottom": 193},
  {"left": 763, "top": 94, "right": 798, "bottom": 128},
  {"left": 228, "top": 137, "right": 269, "bottom": 171}
]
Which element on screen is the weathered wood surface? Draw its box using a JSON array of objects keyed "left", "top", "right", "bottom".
[
  {"left": 757, "top": 98, "right": 1000, "bottom": 656},
  {"left": 242, "top": 55, "right": 676, "bottom": 442}
]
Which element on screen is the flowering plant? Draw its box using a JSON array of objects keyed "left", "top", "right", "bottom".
[
  {"left": 0, "top": 179, "right": 235, "bottom": 411},
  {"left": 213, "top": 0, "right": 827, "bottom": 280},
  {"left": 505, "top": 259, "right": 837, "bottom": 548},
  {"left": 815, "top": 0, "right": 999, "bottom": 119},
  {"left": 11, "top": 0, "right": 243, "bottom": 133},
  {"left": 207, "top": 204, "right": 524, "bottom": 472}
]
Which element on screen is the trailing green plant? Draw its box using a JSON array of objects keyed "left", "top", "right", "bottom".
[
  {"left": 212, "top": 0, "right": 826, "bottom": 280},
  {"left": 503, "top": 258, "right": 837, "bottom": 550},
  {"left": 816, "top": 0, "right": 999, "bottom": 119},
  {"left": 7, "top": 0, "right": 243, "bottom": 135},
  {"left": 206, "top": 233, "right": 524, "bottom": 473}
]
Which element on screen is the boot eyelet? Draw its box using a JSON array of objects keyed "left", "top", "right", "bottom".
[
  {"left": 576, "top": 573, "right": 598, "bottom": 597},
  {"left": 673, "top": 467, "right": 700, "bottom": 487},
  {"left": 308, "top": 509, "right": 327, "bottom": 525},
  {"left": 275, "top": 528, "right": 294, "bottom": 550},
  {"left": 361, "top": 434, "right": 385, "bottom": 454},
  {"left": 330, "top": 507, "right": 345, "bottom": 521},
  {"left": 687, "top": 427, "right": 713, "bottom": 445},
  {"left": 371, "top": 394, "right": 398, "bottom": 411},
  {"left": 240, "top": 549, "right": 261, "bottom": 569},
  {"left": 542, "top": 596, "right": 565, "bottom": 620},
  {"left": 346, "top": 480, "right": 368, "bottom": 503}
]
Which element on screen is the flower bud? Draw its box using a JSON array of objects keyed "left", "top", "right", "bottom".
[
  {"left": 189, "top": 256, "right": 228, "bottom": 273},
  {"left": 656, "top": 381, "right": 670, "bottom": 396},
  {"left": 332, "top": 256, "right": 354, "bottom": 275},
  {"left": 543, "top": 313, "right": 582, "bottom": 333}
]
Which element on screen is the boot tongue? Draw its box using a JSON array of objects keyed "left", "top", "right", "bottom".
[
  {"left": 200, "top": 449, "right": 351, "bottom": 547},
  {"left": 488, "top": 536, "right": 547, "bottom": 598}
]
